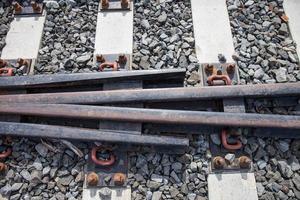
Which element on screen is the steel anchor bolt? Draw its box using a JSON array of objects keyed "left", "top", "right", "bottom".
[
  {"left": 113, "top": 173, "right": 126, "bottom": 186},
  {"left": 102, "top": 0, "right": 109, "bottom": 9},
  {"left": 121, "top": 0, "right": 129, "bottom": 8},
  {"left": 17, "top": 58, "right": 29, "bottom": 67},
  {"left": 87, "top": 172, "right": 99, "bottom": 186},
  {"left": 31, "top": 1, "right": 41, "bottom": 13},
  {"left": 204, "top": 64, "right": 214, "bottom": 75},
  {"left": 0, "top": 59, "right": 8, "bottom": 68},
  {"left": 213, "top": 156, "right": 226, "bottom": 169},
  {"left": 96, "top": 54, "right": 105, "bottom": 63},
  {"left": 118, "top": 54, "right": 127, "bottom": 65},
  {"left": 226, "top": 64, "right": 236, "bottom": 75},
  {"left": 238, "top": 156, "right": 251, "bottom": 169},
  {"left": 12, "top": 1, "right": 22, "bottom": 14},
  {"left": 0, "top": 163, "right": 7, "bottom": 173}
]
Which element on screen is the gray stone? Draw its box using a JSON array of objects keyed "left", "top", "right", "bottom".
[
  {"left": 76, "top": 54, "right": 91, "bottom": 64},
  {"left": 10, "top": 183, "right": 23, "bottom": 192},
  {"left": 187, "top": 193, "right": 197, "bottom": 200},
  {"left": 141, "top": 20, "right": 151, "bottom": 29},
  {"left": 190, "top": 162, "right": 198, "bottom": 172},
  {"left": 273, "top": 68, "right": 287, "bottom": 83},
  {"left": 139, "top": 57, "right": 151, "bottom": 70},
  {"left": 256, "top": 182, "right": 265, "bottom": 196},
  {"left": 225, "top": 153, "right": 235, "bottom": 163},
  {"left": 35, "top": 143, "right": 48, "bottom": 157},
  {"left": 98, "top": 187, "right": 111, "bottom": 198},
  {"left": 210, "top": 134, "right": 221, "bottom": 145},
  {"left": 292, "top": 174, "right": 300, "bottom": 190},
  {"left": 158, "top": 12, "right": 167, "bottom": 23},
  {"left": 151, "top": 191, "right": 162, "bottom": 200},
  {"left": 20, "top": 169, "right": 32, "bottom": 181},
  {"left": 254, "top": 68, "right": 265, "bottom": 79},
  {"left": 150, "top": 174, "right": 163, "bottom": 183},
  {"left": 279, "top": 23, "right": 289, "bottom": 35},
  {"left": 278, "top": 160, "right": 293, "bottom": 178},
  {"left": 46, "top": 1, "right": 59, "bottom": 9},
  {"left": 170, "top": 187, "right": 180, "bottom": 197}
]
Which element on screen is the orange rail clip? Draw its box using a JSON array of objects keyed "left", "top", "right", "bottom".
[
  {"left": 99, "top": 62, "right": 118, "bottom": 72},
  {"left": 221, "top": 129, "right": 242, "bottom": 150},
  {"left": 207, "top": 74, "right": 232, "bottom": 86},
  {"left": 91, "top": 146, "right": 116, "bottom": 166}
]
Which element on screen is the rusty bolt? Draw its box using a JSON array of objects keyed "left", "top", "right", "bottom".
[
  {"left": 3, "top": 136, "right": 12, "bottom": 145},
  {"left": 238, "top": 156, "right": 251, "bottom": 169},
  {"left": 0, "top": 163, "right": 7, "bottom": 173},
  {"left": 113, "top": 173, "right": 126, "bottom": 186},
  {"left": 226, "top": 64, "right": 236, "bottom": 75},
  {"left": 87, "top": 172, "right": 99, "bottom": 186},
  {"left": 96, "top": 54, "right": 105, "bottom": 63},
  {"left": 31, "top": 1, "right": 41, "bottom": 13},
  {"left": 212, "top": 156, "right": 226, "bottom": 169},
  {"left": 0, "top": 59, "right": 8, "bottom": 68},
  {"left": 102, "top": 0, "right": 109, "bottom": 9},
  {"left": 204, "top": 64, "right": 214, "bottom": 74},
  {"left": 17, "top": 58, "right": 29, "bottom": 67},
  {"left": 121, "top": 0, "right": 129, "bottom": 8},
  {"left": 118, "top": 54, "right": 127, "bottom": 65},
  {"left": 12, "top": 1, "right": 22, "bottom": 13}
]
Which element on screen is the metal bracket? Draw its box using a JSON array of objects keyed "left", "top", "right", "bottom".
[
  {"left": 201, "top": 63, "right": 239, "bottom": 86},
  {"left": 100, "top": 0, "right": 131, "bottom": 11},
  {"left": 13, "top": 1, "right": 44, "bottom": 16}
]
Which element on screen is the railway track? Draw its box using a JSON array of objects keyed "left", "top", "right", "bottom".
[{"left": 0, "top": 0, "right": 300, "bottom": 200}]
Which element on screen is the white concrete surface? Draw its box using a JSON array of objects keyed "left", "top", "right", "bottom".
[
  {"left": 283, "top": 0, "right": 300, "bottom": 60},
  {"left": 191, "top": 0, "right": 235, "bottom": 63},
  {"left": 94, "top": 3, "right": 133, "bottom": 55},
  {"left": 82, "top": 187, "right": 131, "bottom": 200},
  {"left": 1, "top": 14, "right": 46, "bottom": 60},
  {"left": 208, "top": 172, "right": 258, "bottom": 200}
]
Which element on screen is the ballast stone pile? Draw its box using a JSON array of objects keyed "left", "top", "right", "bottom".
[
  {"left": 0, "top": 138, "right": 87, "bottom": 200},
  {"left": 129, "top": 135, "right": 209, "bottom": 200},
  {"left": 35, "top": 0, "right": 98, "bottom": 74},
  {"left": 227, "top": 0, "right": 300, "bottom": 84},
  {"left": 246, "top": 137, "right": 300, "bottom": 200},
  {"left": 133, "top": 0, "right": 201, "bottom": 86},
  {"left": 0, "top": 1, "right": 13, "bottom": 57}
]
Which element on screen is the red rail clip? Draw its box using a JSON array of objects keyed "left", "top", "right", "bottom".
[
  {"left": 0, "top": 68, "right": 14, "bottom": 77},
  {"left": 99, "top": 62, "right": 118, "bottom": 72},
  {"left": 91, "top": 146, "right": 116, "bottom": 166},
  {"left": 207, "top": 74, "right": 232, "bottom": 86},
  {"left": 221, "top": 129, "right": 242, "bottom": 150},
  {"left": 0, "top": 147, "right": 12, "bottom": 159}
]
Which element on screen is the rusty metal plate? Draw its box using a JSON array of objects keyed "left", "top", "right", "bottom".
[
  {"left": 95, "top": 54, "right": 131, "bottom": 72},
  {"left": 0, "top": 59, "right": 32, "bottom": 76},
  {"left": 13, "top": 1, "right": 44, "bottom": 16},
  {"left": 100, "top": 0, "right": 131, "bottom": 11},
  {"left": 85, "top": 147, "right": 128, "bottom": 187},
  {"left": 201, "top": 63, "right": 239, "bottom": 86}
]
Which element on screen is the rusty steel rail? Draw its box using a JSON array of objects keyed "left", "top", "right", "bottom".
[
  {"left": 0, "top": 69, "right": 185, "bottom": 89},
  {"left": 0, "top": 82, "right": 299, "bottom": 104},
  {"left": 0, "top": 121, "right": 189, "bottom": 146},
  {"left": 0, "top": 103, "right": 299, "bottom": 129}
]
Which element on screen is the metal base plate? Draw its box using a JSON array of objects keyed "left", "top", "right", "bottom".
[
  {"left": 100, "top": 0, "right": 131, "bottom": 11},
  {"left": 85, "top": 147, "right": 128, "bottom": 187},
  {"left": 14, "top": 4, "right": 44, "bottom": 15},
  {"left": 95, "top": 54, "right": 131, "bottom": 71},
  {"left": 201, "top": 63, "right": 239, "bottom": 86},
  {"left": 0, "top": 59, "right": 33, "bottom": 76}
]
